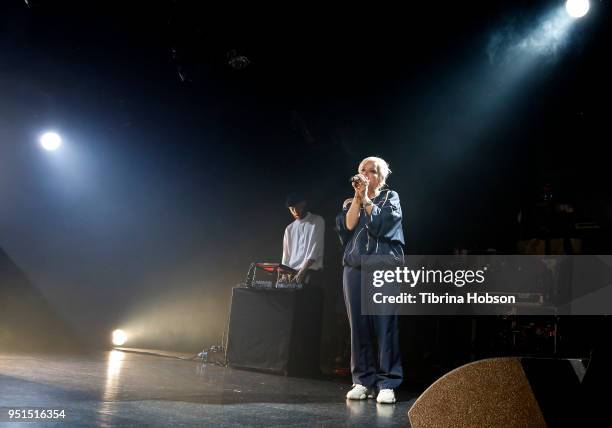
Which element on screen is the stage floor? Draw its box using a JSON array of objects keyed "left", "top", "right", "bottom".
[{"left": 0, "top": 350, "right": 418, "bottom": 427}]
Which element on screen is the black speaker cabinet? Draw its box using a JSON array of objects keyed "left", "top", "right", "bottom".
[{"left": 226, "top": 287, "right": 323, "bottom": 376}]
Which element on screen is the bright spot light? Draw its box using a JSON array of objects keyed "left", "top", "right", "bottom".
[
  {"left": 112, "top": 329, "right": 127, "bottom": 346},
  {"left": 566, "top": 0, "right": 590, "bottom": 18},
  {"left": 39, "top": 132, "right": 62, "bottom": 151}
]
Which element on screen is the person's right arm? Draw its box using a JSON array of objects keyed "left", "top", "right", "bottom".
[
  {"left": 282, "top": 227, "right": 290, "bottom": 266},
  {"left": 345, "top": 195, "right": 361, "bottom": 230},
  {"left": 346, "top": 175, "right": 367, "bottom": 230}
]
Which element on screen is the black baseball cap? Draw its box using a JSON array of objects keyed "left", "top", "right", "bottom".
[{"left": 285, "top": 192, "right": 306, "bottom": 208}]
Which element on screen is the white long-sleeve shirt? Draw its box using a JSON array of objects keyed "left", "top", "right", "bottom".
[{"left": 282, "top": 212, "right": 325, "bottom": 271}]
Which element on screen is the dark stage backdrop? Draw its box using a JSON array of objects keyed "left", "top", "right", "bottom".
[{"left": 1, "top": 1, "right": 611, "bottom": 355}]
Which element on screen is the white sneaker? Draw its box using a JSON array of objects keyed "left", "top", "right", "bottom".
[
  {"left": 346, "top": 384, "right": 374, "bottom": 400},
  {"left": 376, "top": 389, "right": 396, "bottom": 404}
]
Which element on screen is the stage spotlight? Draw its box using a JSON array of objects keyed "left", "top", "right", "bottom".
[
  {"left": 112, "top": 329, "right": 127, "bottom": 346},
  {"left": 566, "top": 0, "right": 590, "bottom": 18},
  {"left": 39, "top": 132, "right": 62, "bottom": 151}
]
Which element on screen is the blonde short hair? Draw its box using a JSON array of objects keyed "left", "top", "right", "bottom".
[{"left": 358, "top": 156, "right": 391, "bottom": 190}]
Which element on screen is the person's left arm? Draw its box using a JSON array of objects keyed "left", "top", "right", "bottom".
[
  {"left": 365, "top": 190, "right": 403, "bottom": 239},
  {"left": 294, "top": 217, "right": 325, "bottom": 284},
  {"left": 294, "top": 259, "right": 315, "bottom": 284}
]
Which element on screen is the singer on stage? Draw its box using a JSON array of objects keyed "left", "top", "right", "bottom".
[{"left": 335, "top": 156, "right": 405, "bottom": 404}]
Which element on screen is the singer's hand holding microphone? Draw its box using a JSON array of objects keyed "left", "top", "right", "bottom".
[{"left": 351, "top": 174, "right": 369, "bottom": 200}]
